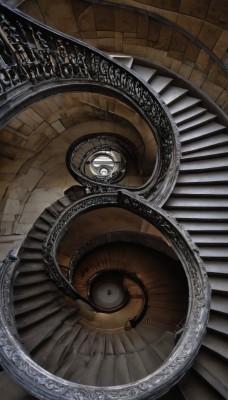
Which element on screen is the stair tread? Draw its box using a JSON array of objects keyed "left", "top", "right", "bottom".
[
  {"left": 32, "top": 320, "right": 75, "bottom": 366},
  {"left": 182, "top": 133, "right": 228, "bottom": 154},
  {"left": 0, "top": 371, "right": 35, "bottom": 400},
  {"left": 208, "top": 312, "right": 228, "bottom": 335},
  {"left": 211, "top": 294, "right": 228, "bottom": 314},
  {"left": 149, "top": 75, "right": 172, "bottom": 93},
  {"left": 180, "top": 368, "right": 226, "bottom": 400},
  {"left": 178, "top": 112, "right": 216, "bottom": 132},
  {"left": 161, "top": 86, "right": 188, "bottom": 105},
  {"left": 169, "top": 96, "right": 201, "bottom": 115},
  {"left": 172, "top": 185, "right": 228, "bottom": 197},
  {"left": 176, "top": 170, "right": 228, "bottom": 183},
  {"left": 111, "top": 54, "right": 133, "bottom": 69},
  {"left": 179, "top": 157, "right": 228, "bottom": 171},
  {"left": 209, "top": 276, "right": 228, "bottom": 293},
  {"left": 182, "top": 144, "right": 228, "bottom": 160},
  {"left": 199, "top": 247, "right": 228, "bottom": 258},
  {"left": 20, "top": 307, "right": 78, "bottom": 351},
  {"left": 181, "top": 221, "right": 228, "bottom": 232},
  {"left": 114, "top": 353, "right": 132, "bottom": 385},
  {"left": 166, "top": 197, "right": 228, "bottom": 208},
  {"left": 98, "top": 354, "right": 116, "bottom": 386},
  {"left": 132, "top": 64, "right": 156, "bottom": 81},
  {"left": 180, "top": 122, "right": 226, "bottom": 144},
  {"left": 192, "top": 234, "right": 228, "bottom": 244},
  {"left": 167, "top": 209, "right": 228, "bottom": 220},
  {"left": 15, "top": 293, "right": 60, "bottom": 316},
  {"left": 205, "top": 260, "right": 228, "bottom": 275},
  {"left": 193, "top": 348, "right": 228, "bottom": 399},
  {"left": 44, "top": 323, "right": 83, "bottom": 375},
  {"left": 16, "top": 305, "right": 61, "bottom": 330},
  {"left": 174, "top": 107, "right": 206, "bottom": 124},
  {"left": 13, "top": 281, "right": 58, "bottom": 300},
  {"left": 14, "top": 272, "right": 49, "bottom": 286}
]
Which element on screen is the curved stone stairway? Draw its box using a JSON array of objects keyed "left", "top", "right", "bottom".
[
  {"left": 122, "top": 56, "right": 228, "bottom": 399},
  {"left": 0, "top": 193, "right": 187, "bottom": 400},
  {"left": 0, "top": 53, "right": 227, "bottom": 400}
]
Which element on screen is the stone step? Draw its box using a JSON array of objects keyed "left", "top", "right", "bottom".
[
  {"left": 193, "top": 349, "right": 228, "bottom": 399},
  {"left": 202, "top": 331, "right": 228, "bottom": 361},
  {"left": 193, "top": 234, "right": 228, "bottom": 245},
  {"left": 178, "top": 113, "right": 216, "bottom": 133},
  {"left": 161, "top": 86, "right": 188, "bottom": 105},
  {"left": 180, "top": 122, "right": 226, "bottom": 144},
  {"left": 21, "top": 308, "right": 79, "bottom": 353},
  {"left": 27, "top": 229, "right": 46, "bottom": 241},
  {"left": 182, "top": 144, "right": 228, "bottom": 160},
  {"left": 18, "top": 261, "right": 45, "bottom": 273},
  {"left": 166, "top": 197, "right": 228, "bottom": 209},
  {"left": 57, "top": 197, "right": 73, "bottom": 207},
  {"left": 208, "top": 312, "right": 228, "bottom": 336},
  {"left": 20, "top": 239, "right": 44, "bottom": 250},
  {"left": 149, "top": 75, "right": 172, "bottom": 93},
  {"left": 30, "top": 310, "right": 80, "bottom": 364},
  {"left": 168, "top": 96, "right": 201, "bottom": 115},
  {"left": 45, "top": 205, "right": 60, "bottom": 218},
  {"left": 176, "top": 170, "right": 228, "bottom": 184},
  {"left": 14, "top": 271, "right": 49, "bottom": 286},
  {"left": 32, "top": 221, "right": 51, "bottom": 233},
  {"left": 19, "top": 251, "right": 43, "bottom": 261},
  {"left": 167, "top": 209, "right": 228, "bottom": 221},
  {"left": 13, "top": 281, "right": 57, "bottom": 301},
  {"left": 0, "top": 371, "right": 35, "bottom": 400},
  {"left": 179, "top": 369, "right": 224, "bottom": 400},
  {"left": 172, "top": 184, "right": 228, "bottom": 197},
  {"left": 211, "top": 294, "right": 228, "bottom": 314},
  {"left": 132, "top": 64, "right": 156, "bottom": 82},
  {"left": 16, "top": 305, "right": 61, "bottom": 330},
  {"left": 209, "top": 276, "right": 228, "bottom": 294},
  {"left": 180, "top": 157, "right": 228, "bottom": 171},
  {"left": 182, "top": 221, "right": 228, "bottom": 233},
  {"left": 199, "top": 246, "right": 228, "bottom": 259},
  {"left": 39, "top": 212, "right": 55, "bottom": 225},
  {"left": 181, "top": 133, "right": 228, "bottom": 154},
  {"left": 111, "top": 54, "right": 134, "bottom": 69},
  {"left": 204, "top": 260, "right": 228, "bottom": 275},
  {"left": 174, "top": 107, "right": 206, "bottom": 125},
  {"left": 14, "top": 292, "right": 61, "bottom": 316},
  {"left": 49, "top": 325, "right": 89, "bottom": 378}
]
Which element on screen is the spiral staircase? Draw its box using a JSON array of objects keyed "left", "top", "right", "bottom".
[{"left": 0, "top": 4, "right": 227, "bottom": 400}]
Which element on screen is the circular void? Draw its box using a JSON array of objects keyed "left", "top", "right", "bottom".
[
  {"left": 66, "top": 134, "right": 137, "bottom": 187},
  {"left": 83, "top": 149, "right": 127, "bottom": 182},
  {"left": 88, "top": 270, "right": 129, "bottom": 312},
  {"left": 0, "top": 191, "right": 210, "bottom": 400}
]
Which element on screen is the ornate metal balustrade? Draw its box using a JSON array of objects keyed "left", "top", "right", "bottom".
[
  {"left": 0, "top": 190, "right": 210, "bottom": 400},
  {"left": 0, "top": 4, "right": 180, "bottom": 204},
  {"left": 66, "top": 133, "right": 142, "bottom": 191},
  {"left": 0, "top": 5, "right": 211, "bottom": 400}
]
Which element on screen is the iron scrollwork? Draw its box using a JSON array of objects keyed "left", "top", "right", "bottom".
[
  {"left": 0, "top": 4, "right": 180, "bottom": 205},
  {"left": 0, "top": 190, "right": 210, "bottom": 400},
  {"left": 66, "top": 133, "right": 139, "bottom": 190}
]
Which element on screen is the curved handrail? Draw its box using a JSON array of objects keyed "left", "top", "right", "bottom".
[
  {"left": 0, "top": 190, "right": 210, "bottom": 400},
  {"left": 0, "top": 4, "right": 180, "bottom": 204}
]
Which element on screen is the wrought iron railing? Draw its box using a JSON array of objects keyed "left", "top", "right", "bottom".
[{"left": 0, "top": 4, "right": 180, "bottom": 205}]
